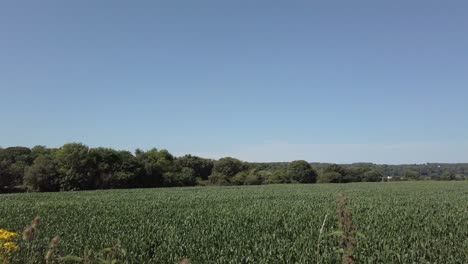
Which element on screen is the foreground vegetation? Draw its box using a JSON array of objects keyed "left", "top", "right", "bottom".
[
  {"left": 0, "top": 182, "right": 467, "bottom": 263},
  {"left": 1, "top": 144, "right": 466, "bottom": 193}
]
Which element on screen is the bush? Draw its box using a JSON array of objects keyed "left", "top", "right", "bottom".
[
  {"left": 231, "top": 172, "right": 247, "bottom": 185},
  {"left": 208, "top": 172, "right": 229, "bottom": 185},
  {"left": 244, "top": 172, "right": 262, "bottom": 185}
]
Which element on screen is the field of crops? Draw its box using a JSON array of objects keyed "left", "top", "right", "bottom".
[{"left": 0, "top": 182, "right": 467, "bottom": 263}]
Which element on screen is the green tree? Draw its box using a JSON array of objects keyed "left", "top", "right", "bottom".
[
  {"left": 30, "top": 145, "right": 52, "bottom": 160},
  {"left": 55, "top": 143, "right": 93, "bottom": 191},
  {"left": 89, "top": 148, "right": 141, "bottom": 189},
  {"left": 176, "top": 155, "right": 214, "bottom": 180},
  {"left": 322, "top": 164, "right": 351, "bottom": 183},
  {"left": 243, "top": 169, "right": 262, "bottom": 185},
  {"left": 231, "top": 171, "right": 247, "bottom": 185},
  {"left": 114, "top": 150, "right": 141, "bottom": 188},
  {"left": 287, "top": 160, "right": 317, "bottom": 183},
  {"left": 324, "top": 164, "right": 347, "bottom": 173},
  {"left": 24, "top": 155, "right": 59, "bottom": 192},
  {"left": 429, "top": 173, "right": 441, "bottom": 180},
  {"left": 267, "top": 169, "right": 289, "bottom": 184},
  {"left": 0, "top": 160, "right": 14, "bottom": 191},
  {"left": 135, "top": 148, "right": 177, "bottom": 187},
  {"left": 361, "top": 170, "right": 383, "bottom": 182},
  {"left": 208, "top": 172, "right": 229, "bottom": 185},
  {"left": 317, "top": 171, "right": 342, "bottom": 183},
  {"left": 0, "top": 147, "right": 33, "bottom": 191},
  {"left": 163, "top": 167, "right": 197, "bottom": 186},
  {"left": 441, "top": 171, "right": 456, "bottom": 181},
  {"left": 89, "top": 147, "right": 121, "bottom": 188},
  {"left": 212, "top": 157, "right": 247, "bottom": 178},
  {"left": 0, "top": 146, "right": 32, "bottom": 163},
  {"left": 404, "top": 170, "right": 420, "bottom": 180},
  {"left": 347, "top": 166, "right": 374, "bottom": 182},
  {"left": 231, "top": 169, "right": 262, "bottom": 185}
]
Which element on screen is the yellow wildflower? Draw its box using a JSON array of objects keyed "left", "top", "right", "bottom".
[
  {"left": 2, "top": 242, "right": 20, "bottom": 253},
  {"left": 0, "top": 229, "right": 19, "bottom": 241},
  {"left": 0, "top": 228, "right": 20, "bottom": 264}
]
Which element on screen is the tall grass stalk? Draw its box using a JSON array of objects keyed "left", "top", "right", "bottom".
[{"left": 315, "top": 212, "right": 329, "bottom": 263}]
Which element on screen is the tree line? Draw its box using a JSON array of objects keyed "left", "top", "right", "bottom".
[{"left": 0, "top": 143, "right": 466, "bottom": 193}]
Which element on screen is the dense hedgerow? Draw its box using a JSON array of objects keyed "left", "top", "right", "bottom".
[{"left": 1, "top": 144, "right": 466, "bottom": 193}]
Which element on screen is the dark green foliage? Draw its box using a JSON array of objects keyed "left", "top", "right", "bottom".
[
  {"left": 55, "top": 143, "right": 93, "bottom": 191},
  {"left": 324, "top": 164, "right": 349, "bottom": 176},
  {"left": 176, "top": 155, "right": 214, "bottom": 180},
  {"left": 0, "top": 146, "right": 33, "bottom": 163},
  {"left": 231, "top": 169, "right": 263, "bottom": 185},
  {"left": 30, "top": 145, "right": 53, "bottom": 160},
  {"left": 89, "top": 148, "right": 141, "bottom": 189},
  {"left": 287, "top": 160, "right": 317, "bottom": 183},
  {"left": 267, "top": 169, "right": 289, "bottom": 183},
  {"left": 243, "top": 170, "right": 263, "bottom": 185},
  {"left": 208, "top": 172, "right": 230, "bottom": 185},
  {"left": 163, "top": 167, "right": 197, "bottom": 187},
  {"left": 0, "top": 147, "right": 32, "bottom": 190},
  {"left": 231, "top": 171, "right": 248, "bottom": 185},
  {"left": 404, "top": 170, "right": 420, "bottom": 180},
  {"left": 89, "top": 147, "right": 122, "bottom": 188},
  {"left": 441, "top": 171, "right": 456, "bottom": 181},
  {"left": 24, "top": 155, "right": 59, "bottom": 192},
  {"left": 0, "top": 143, "right": 467, "bottom": 193},
  {"left": 208, "top": 157, "right": 254, "bottom": 185},
  {"left": 135, "top": 148, "right": 176, "bottom": 187},
  {"left": 113, "top": 151, "right": 141, "bottom": 188},
  {"left": 0, "top": 159, "right": 16, "bottom": 190},
  {"left": 361, "top": 170, "right": 383, "bottom": 182},
  {"left": 318, "top": 171, "right": 342, "bottom": 183},
  {"left": 212, "top": 157, "right": 247, "bottom": 178},
  {"left": 319, "top": 164, "right": 380, "bottom": 183}
]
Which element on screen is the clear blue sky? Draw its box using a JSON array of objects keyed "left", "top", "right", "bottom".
[{"left": 1, "top": 0, "right": 467, "bottom": 164}]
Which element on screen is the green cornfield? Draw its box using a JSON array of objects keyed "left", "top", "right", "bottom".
[{"left": 1, "top": 181, "right": 467, "bottom": 263}]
